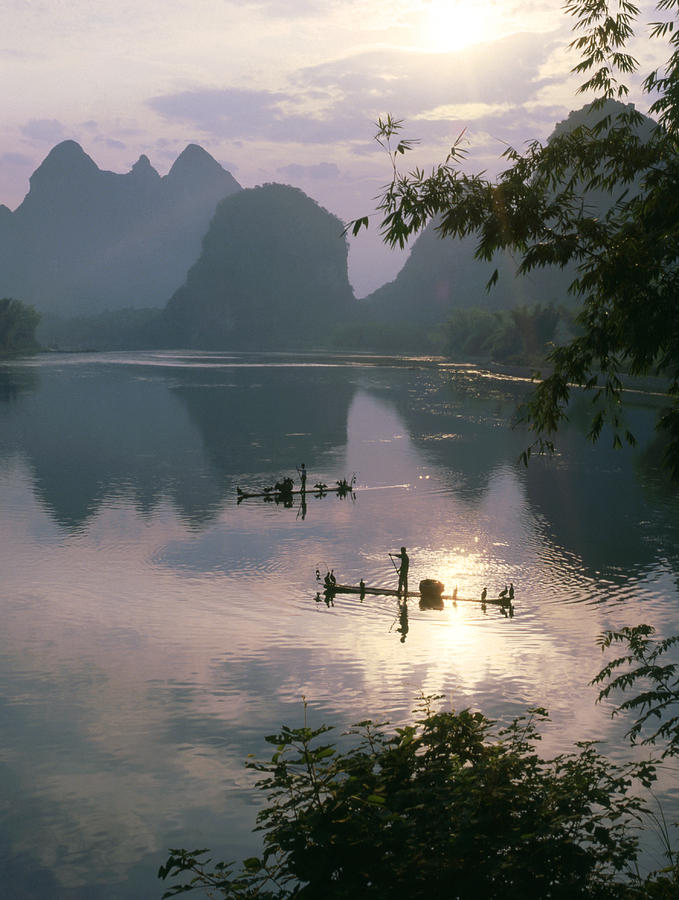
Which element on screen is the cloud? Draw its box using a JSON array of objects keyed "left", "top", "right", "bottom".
[
  {"left": 93, "top": 136, "right": 126, "bottom": 150},
  {"left": 295, "top": 32, "right": 565, "bottom": 114},
  {"left": 226, "top": 0, "right": 322, "bottom": 16},
  {"left": 148, "top": 87, "right": 290, "bottom": 136},
  {"left": 147, "top": 31, "right": 565, "bottom": 151},
  {"left": 148, "top": 85, "right": 364, "bottom": 145},
  {"left": 0, "top": 151, "right": 34, "bottom": 167},
  {"left": 277, "top": 162, "right": 340, "bottom": 180},
  {"left": 20, "top": 119, "right": 66, "bottom": 143}
]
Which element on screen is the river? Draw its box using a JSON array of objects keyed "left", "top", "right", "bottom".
[{"left": 1, "top": 350, "right": 678, "bottom": 898}]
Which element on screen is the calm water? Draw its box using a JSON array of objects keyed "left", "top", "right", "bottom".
[{"left": 1, "top": 350, "right": 678, "bottom": 898}]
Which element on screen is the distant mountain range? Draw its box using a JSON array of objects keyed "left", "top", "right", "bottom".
[
  {"left": 0, "top": 141, "right": 241, "bottom": 317},
  {"left": 360, "top": 228, "right": 569, "bottom": 325},
  {"left": 0, "top": 99, "right": 656, "bottom": 351},
  {"left": 162, "top": 183, "right": 356, "bottom": 349},
  {"left": 359, "top": 99, "right": 656, "bottom": 323}
]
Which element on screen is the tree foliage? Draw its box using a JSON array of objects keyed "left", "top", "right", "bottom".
[
  {"left": 349, "top": 1, "right": 679, "bottom": 477},
  {"left": 592, "top": 624, "right": 679, "bottom": 757},
  {"left": 443, "top": 303, "right": 563, "bottom": 363},
  {"left": 0, "top": 297, "right": 40, "bottom": 355},
  {"left": 159, "top": 698, "right": 665, "bottom": 899},
  {"left": 329, "top": 316, "right": 442, "bottom": 353},
  {"left": 39, "top": 307, "right": 164, "bottom": 351},
  {"left": 591, "top": 624, "right": 679, "bottom": 890}
]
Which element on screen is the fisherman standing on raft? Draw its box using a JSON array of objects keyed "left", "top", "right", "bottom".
[
  {"left": 297, "top": 462, "right": 307, "bottom": 492},
  {"left": 390, "top": 546, "right": 409, "bottom": 596}
]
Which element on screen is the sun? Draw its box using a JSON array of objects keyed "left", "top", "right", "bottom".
[{"left": 419, "top": 0, "right": 494, "bottom": 53}]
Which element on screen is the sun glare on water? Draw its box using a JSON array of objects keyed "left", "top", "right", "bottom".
[{"left": 419, "top": 0, "right": 497, "bottom": 53}]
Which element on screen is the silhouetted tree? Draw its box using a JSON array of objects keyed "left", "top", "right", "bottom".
[
  {"left": 159, "top": 698, "right": 659, "bottom": 899},
  {"left": 350, "top": 0, "right": 679, "bottom": 477}
]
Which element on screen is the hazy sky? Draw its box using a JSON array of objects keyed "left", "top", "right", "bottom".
[{"left": 0, "top": 0, "right": 666, "bottom": 295}]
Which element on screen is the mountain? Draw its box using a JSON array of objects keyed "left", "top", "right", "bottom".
[
  {"left": 361, "top": 228, "right": 567, "bottom": 325},
  {"left": 162, "top": 183, "right": 356, "bottom": 349},
  {"left": 360, "top": 100, "right": 656, "bottom": 325},
  {"left": 0, "top": 141, "right": 241, "bottom": 318}
]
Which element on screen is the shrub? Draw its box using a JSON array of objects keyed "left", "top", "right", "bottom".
[{"left": 159, "top": 697, "right": 657, "bottom": 899}]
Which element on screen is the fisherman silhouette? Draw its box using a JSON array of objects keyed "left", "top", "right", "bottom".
[
  {"left": 481, "top": 587, "right": 488, "bottom": 602},
  {"left": 390, "top": 546, "right": 409, "bottom": 596},
  {"left": 297, "top": 462, "right": 307, "bottom": 492}
]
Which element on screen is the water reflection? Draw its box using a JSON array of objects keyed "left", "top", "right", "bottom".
[
  {"left": 525, "top": 415, "right": 679, "bottom": 583},
  {"left": 173, "top": 362, "right": 355, "bottom": 488},
  {"left": 0, "top": 354, "right": 356, "bottom": 529},
  {"left": 348, "top": 367, "right": 678, "bottom": 586},
  {"left": 314, "top": 558, "right": 517, "bottom": 638},
  {"left": 0, "top": 351, "right": 678, "bottom": 899},
  {"left": 395, "top": 599, "right": 409, "bottom": 642},
  {"left": 0, "top": 365, "right": 38, "bottom": 404},
  {"left": 2, "top": 353, "right": 676, "bottom": 586}
]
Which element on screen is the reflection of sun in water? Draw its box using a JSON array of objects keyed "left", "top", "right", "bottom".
[
  {"left": 420, "top": 545, "right": 487, "bottom": 605},
  {"left": 419, "top": 0, "right": 495, "bottom": 53}
]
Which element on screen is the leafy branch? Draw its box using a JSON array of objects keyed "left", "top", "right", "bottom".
[
  {"left": 159, "top": 696, "right": 661, "bottom": 898},
  {"left": 344, "top": 0, "right": 679, "bottom": 476},
  {"left": 592, "top": 624, "right": 679, "bottom": 757}
]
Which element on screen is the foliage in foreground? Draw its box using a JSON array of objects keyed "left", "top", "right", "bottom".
[
  {"left": 159, "top": 625, "right": 679, "bottom": 899},
  {"left": 159, "top": 698, "right": 664, "bottom": 899},
  {"left": 349, "top": 0, "right": 679, "bottom": 477},
  {"left": 593, "top": 625, "right": 679, "bottom": 759}
]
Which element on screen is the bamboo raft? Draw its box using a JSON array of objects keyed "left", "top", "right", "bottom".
[
  {"left": 237, "top": 485, "right": 353, "bottom": 500},
  {"left": 318, "top": 579, "right": 514, "bottom": 607},
  {"left": 237, "top": 477, "right": 356, "bottom": 501}
]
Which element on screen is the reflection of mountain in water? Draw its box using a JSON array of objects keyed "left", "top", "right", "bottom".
[
  {"left": 1, "top": 364, "right": 213, "bottom": 528},
  {"left": 0, "top": 357, "right": 356, "bottom": 529},
  {"left": 171, "top": 362, "right": 355, "bottom": 481},
  {"left": 352, "top": 364, "right": 678, "bottom": 581},
  {"left": 2, "top": 354, "right": 677, "bottom": 582},
  {"left": 524, "top": 399, "right": 679, "bottom": 582},
  {"left": 351, "top": 364, "right": 531, "bottom": 497}
]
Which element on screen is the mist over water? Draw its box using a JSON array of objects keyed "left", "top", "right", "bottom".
[{"left": 1, "top": 351, "right": 678, "bottom": 898}]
